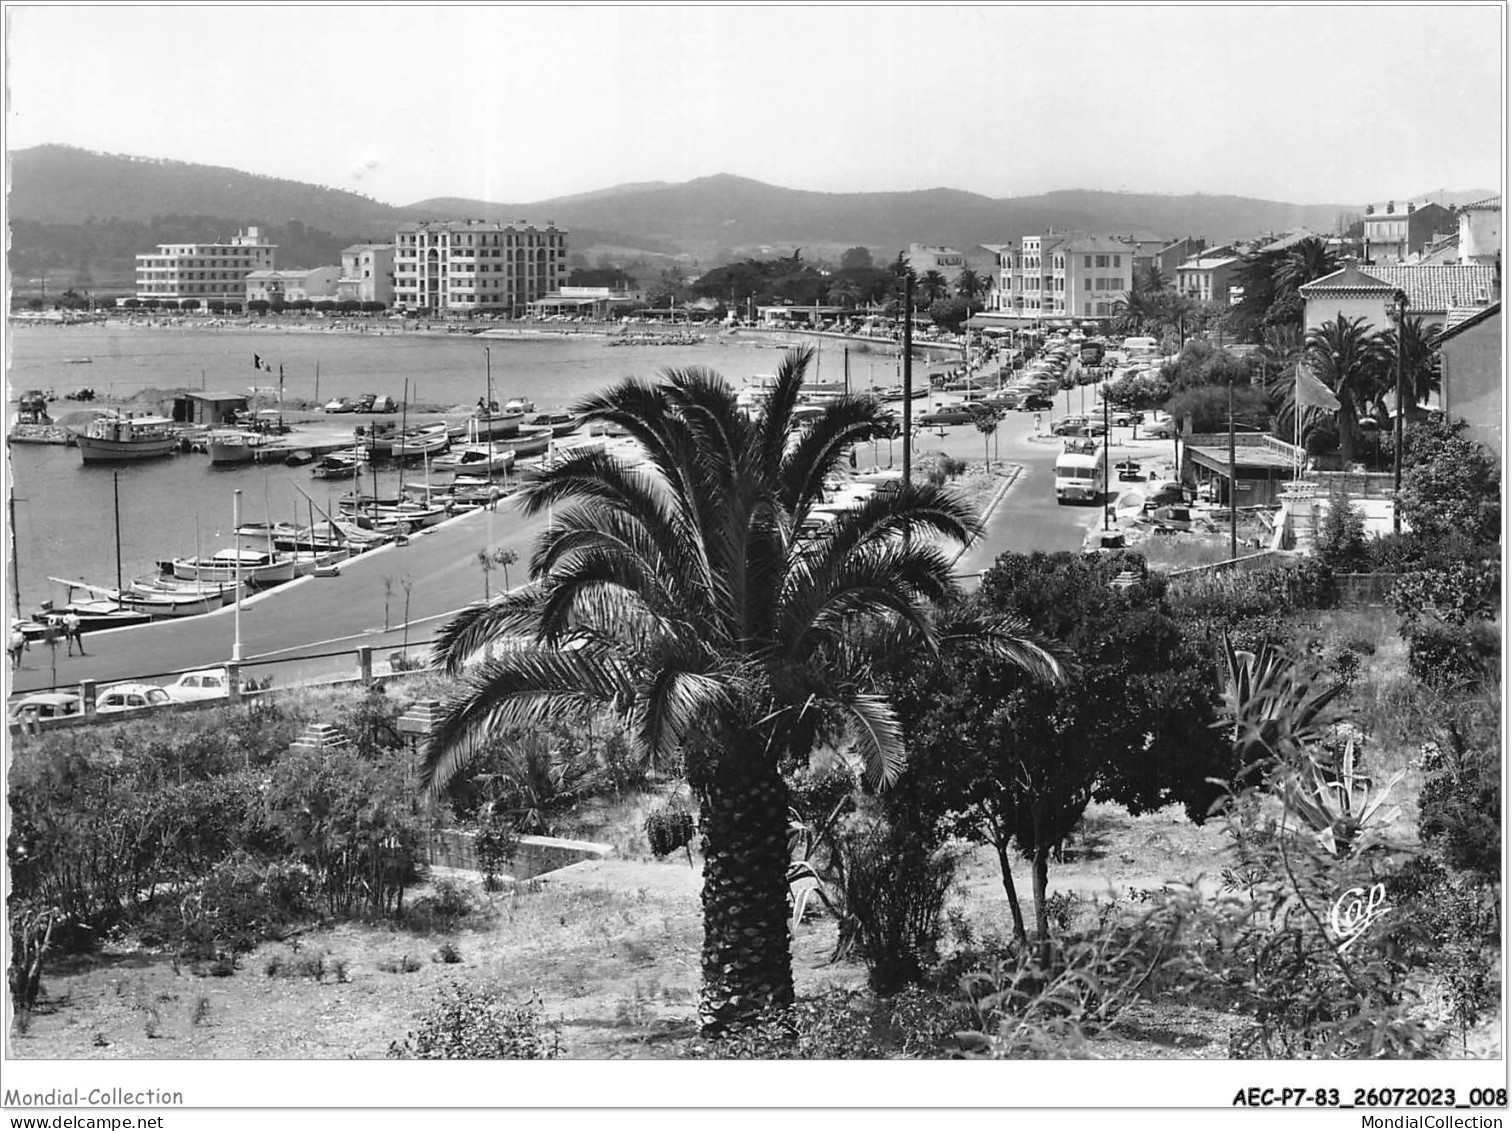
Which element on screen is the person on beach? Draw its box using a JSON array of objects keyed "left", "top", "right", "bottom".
[{"left": 62, "top": 611, "right": 84, "bottom": 656}]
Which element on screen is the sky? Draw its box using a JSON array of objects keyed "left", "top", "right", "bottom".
[{"left": 4, "top": 4, "right": 1505, "bottom": 208}]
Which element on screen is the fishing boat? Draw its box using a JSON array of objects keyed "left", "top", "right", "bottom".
[
  {"left": 431, "top": 443, "right": 515, "bottom": 475},
  {"left": 502, "top": 428, "right": 552, "bottom": 458},
  {"left": 311, "top": 451, "right": 364, "bottom": 479},
  {"left": 163, "top": 548, "right": 298, "bottom": 586},
  {"left": 524, "top": 412, "right": 582, "bottom": 438},
  {"left": 207, "top": 430, "right": 270, "bottom": 466},
  {"left": 75, "top": 413, "right": 180, "bottom": 463},
  {"left": 389, "top": 422, "right": 452, "bottom": 460},
  {"left": 287, "top": 547, "right": 351, "bottom": 578},
  {"left": 36, "top": 585, "right": 153, "bottom": 633}
]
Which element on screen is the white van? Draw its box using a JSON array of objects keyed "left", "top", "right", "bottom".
[{"left": 1122, "top": 336, "right": 1159, "bottom": 359}]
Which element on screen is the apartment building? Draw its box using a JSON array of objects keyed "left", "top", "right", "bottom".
[
  {"left": 337, "top": 244, "right": 396, "bottom": 306},
  {"left": 1362, "top": 200, "right": 1455, "bottom": 265},
  {"left": 1457, "top": 196, "right": 1501, "bottom": 265},
  {"left": 392, "top": 219, "right": 568, "bottom": 315},
  {"left": 134, "top": 226, "right": 276, "bottom": 304},
  {"left": 1175, "top": 246, "right": 1242, "bottom": 305}
]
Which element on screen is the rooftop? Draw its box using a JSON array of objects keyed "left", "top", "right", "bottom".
[{"left": 1300, "top": 261, "right": 1498, "bottom": 314}]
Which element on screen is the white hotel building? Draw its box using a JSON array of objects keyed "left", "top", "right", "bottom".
[
  {"left": 391, "top": 219, "right": 568, "bottom": 316},
  {"left": 133, "top": 226, "right": 276, "bottom": 305}
]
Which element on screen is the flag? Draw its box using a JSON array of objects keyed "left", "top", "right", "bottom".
[
  {"left": 253, "top": 353, "right": 262, "bottom": 370},
  {"left": 1295, "top": 361, "right": 1340, "bottom": 411}
]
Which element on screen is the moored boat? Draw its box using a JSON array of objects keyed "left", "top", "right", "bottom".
[
  {"left": 207, "top": 430, "right": 270, "bottom": 466},
  {"left": 389, "top": 422, "right": 452, "bottom": 460},
  {"left": 431, "top": 443, "right": 515, "bottom": 475},
  {"left": 164, "top": 548, "right": 299, "bottom": 586},
  {"left": 524, "top": 412, "right": 582, "bottom": 438},
  {"left": 76, "top": 413, "right": 180, "bottom": 463},
  {"left": 502, "top": 428, "right": 552, "bottom": 458},
  {"left": 312, "top": 451, "right": 364, "bottom": 479}
]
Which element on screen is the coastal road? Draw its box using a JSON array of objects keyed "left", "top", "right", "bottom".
[{"left": 8, "top": 402, "right": 1174, "bottom": 696}]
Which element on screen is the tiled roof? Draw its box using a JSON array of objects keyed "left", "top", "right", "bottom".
[
  {"left": 1259, "top": 230, "right": 1327, "bottom": 253},
  {"left": 1300, "top": 261, "right": 1497, "bottom": 314},
  {"left": 1438, "top": 301, "right": 1500, "bottom": 340},
  {"left": 1061, "top": 235, "right": 1138, "bottom": 253}
]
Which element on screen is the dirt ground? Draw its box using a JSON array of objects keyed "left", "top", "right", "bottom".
[{"left": 12, "top": 801, "right": 1263, "bottom": 1061}]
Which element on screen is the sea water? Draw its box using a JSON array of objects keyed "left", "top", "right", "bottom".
[{"left": 5, "top": 322, "right": 921, "bottom": 614}]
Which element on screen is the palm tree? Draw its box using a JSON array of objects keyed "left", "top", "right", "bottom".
[
  {"left": 1303, "top": 315, "right": 1390, "bottom": 465},
  {"left": 422, "top": 347, "right": 1056, "bottom": 1034},
  {"left": 919, "top": 270, "right": 950, "bottom": 306},
  {"left": 955, "top": 268, "right": 991, "bottom": 309},
  {"left": 1379, "top": 315, "right": 1444, "bottom": 411},
  {"left": 1273, "top": 237, "right": 1339, "bottom": 298}
]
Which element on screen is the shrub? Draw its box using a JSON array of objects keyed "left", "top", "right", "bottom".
[
  {"left": 387, "top": 983, "right": 563, "bottom": 1059},
  {"left": 1313, "top": 492, "right": 1367, "bottom": 573},
  {"left": 840, "top": 820, "right": 957, "bottom": 995},
  {"left": 644, "top": 803, "right": 696, "bottom": 858},
  {"left": 1406, "top": 622, "right": 1500, "bottom": 689},
  {"left": 678, "top": 986, "right": 956, "bottom": 1059},
  {"left": 1416, "top": 726, "right": 1501, "bottom": 882}
]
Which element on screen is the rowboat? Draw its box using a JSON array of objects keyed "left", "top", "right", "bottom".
[
  {"left": 389, "top": 422, "right": 452, "bottom": 461},
  {"left": 503, "top": 428, "right": 552, "bottom": 458},
  {"left": 312, "top": 451, "right": 364, "bottom": 479}
]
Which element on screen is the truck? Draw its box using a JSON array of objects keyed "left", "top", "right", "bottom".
[{"left": 1053, "top": 437, "right": 1107, "bottom": 504}]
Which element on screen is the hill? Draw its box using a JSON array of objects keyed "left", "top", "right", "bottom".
[{"left": 5, "top": 144, "right": 1439, "bottom": 292}]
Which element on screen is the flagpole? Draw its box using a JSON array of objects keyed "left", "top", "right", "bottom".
[{"left": 1295, "top": 361, "right": 1302, "bottom": 478}]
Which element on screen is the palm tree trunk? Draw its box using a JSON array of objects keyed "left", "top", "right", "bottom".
[
  {"left": 1032, "top": 844, "right": 1052, "bottom": 966},
  {"left": 697, "top": 746, "right": 795, "bottom": 1035}
]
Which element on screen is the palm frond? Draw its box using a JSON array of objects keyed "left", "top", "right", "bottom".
[
  {"left": 430, "top": 587, "right": 550, "bottom": 674},
  {"left": 421, "top": 646, "right": 635, "bottom": 795}
]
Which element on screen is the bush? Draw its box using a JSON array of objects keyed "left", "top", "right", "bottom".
[
  {"left": 387, "top": 983, "right": 563, "bottom": 1059},
  {"left": 840, "top": 820, "right": 957, "bottom": 995},
  {"left": 1416, "top": 725, "right": 1501, "bottom": 882},
  {"left": 1406, "top": 622, "right": 1500, "bottom": 689},
  {"left": 1313, "top": 492, "right": 1367, "bottom": 573},
  {"left": 678, "top": 986, "right": 955, "bottom": 1059}
]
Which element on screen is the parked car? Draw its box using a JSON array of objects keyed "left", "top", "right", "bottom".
[
  {"left": 1108, "top": 410, "right": 1145, "bottom": 427},
  {"left": 8, "top": 691, "right": 82, "bottom": 726},
  {"left": 1079, "top": 420, "right": 1109, "bottom": 438},
  {"left": 96, "top": 683, "right": 174, "bottom": 715},
  {"left": 323, "top": 397, "right": 356, "bottom": 414},
  {"left": 369, "top": 394, "right": 399, "bottom": 414},
  {"left": 1051, "top": 415, "right": 1089, "bottom": 436},
  {"left": 164, "top": 668, "right": 232, "bottom": 703},
  {"left": 1019, "top": 394, "right": 1053, "bottom": 412},
  {"left": 1147, "top": 419, "right": 1180, "bottom": 439},
  {"left": 918, "top": 404, "right": 992, "bottom": 427}
]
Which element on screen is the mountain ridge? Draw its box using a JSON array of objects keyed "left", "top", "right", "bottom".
[{"left": 9, "top": 144, "right": 1490, "bottom": 292}]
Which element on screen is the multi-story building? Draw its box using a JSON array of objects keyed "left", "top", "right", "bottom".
[
  {"left": 244, "top": 267, "right": 341, "bottom": 304},
  {"left": 1175, "top": 246, "right": 1242, "bottom": 305},
  {"left": 134, "top": 226, "right": 276, "bottom": 305},
  {"left": 1456, "top": 196, "right": 1501, "bottom": 265},
  {"left": 903, "top": 244, "right": 967, "bottom": 280},
  {"left": 1056, "top": 235, "right": 1135, "bottom": 319},
  {"left": 392, "top": 219, "right": 568, "bottom": 316},
  {"left": 337, "top": 244, "right": 396, "bottom": 306},
  {"left": 1362, "top": 199, "right": 1455, "bottom": 264}
]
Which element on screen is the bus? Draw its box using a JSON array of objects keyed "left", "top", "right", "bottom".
[
  {"left": 1054, "top": 437, "right": 1107, "bottom": 504},
  {"left": 1121, "top": 336, "right": 1159, "bottom": 359}
]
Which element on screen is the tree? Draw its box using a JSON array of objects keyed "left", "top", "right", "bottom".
[
  {"left": 973, "top": 407, "right": 1002, "bottom": 467},
  {"left": 955, "top": 268, "right": 991, "bottom": 309},
  {"left": 1399, "top": 419, "right": 1501, "bottom": 547},
  {"left": 840, "top": 246, "right": 874, "bottom": 271},
  {"left": 1379, "top": 316, "right": 1444, "bottom": 410},
  {"left": 825, "top": 276, "right": 861, "bottom": 309},
  {"left": 891, "top": 553, "right": 1224, "bottom": 948},
  {"left": 918, "top": 270, "right": 949, "bottom": 305},
  {"left": 421, "top": 347, "right": 1052, "bottom": 1033},
  {"left": 1303, "top": 315, "right": 1390, "bottom": 464}
]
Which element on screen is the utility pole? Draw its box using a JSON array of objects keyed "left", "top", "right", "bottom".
[
  {"left": 1103, "top": 396, "right": 1111, "bottom": 531},
  {"left": 232, "top": 489, "right": 243, "bottom": 663},
  {"left": 1391, "top": 289, "right": 1408, "bottom": 534},
  {"left": 902, "top": 272, "right": 915, "bottom": 487},
  {"left": 1228, "top": 376, "right": 1238, "bottom": 560}
]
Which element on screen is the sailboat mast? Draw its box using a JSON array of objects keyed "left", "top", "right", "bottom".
[
  {"left": 113, "top": 471, "right": 124, "bottom": 598},
  {"left": 485, "top": 347, "right": 494, "bottom": 470},
  {"left": 9, "top": 484, "right": 23, "bottom": 622}
]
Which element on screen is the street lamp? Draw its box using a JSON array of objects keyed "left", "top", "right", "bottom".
[{"left": 1389, "top": 289, "right": 1409, "bottom": 534}]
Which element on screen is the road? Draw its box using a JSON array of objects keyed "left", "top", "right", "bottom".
[{"left": 8, "top": 398, "right": 1180, "bottom": 696}]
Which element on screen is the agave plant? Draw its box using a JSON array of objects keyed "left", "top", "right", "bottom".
[
  {"left": 1275, "top": 729, "right": 1405, "bottom": 856},
  {"left": 1218, "top": 631, "right": 1347, "bottom": 779}
]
